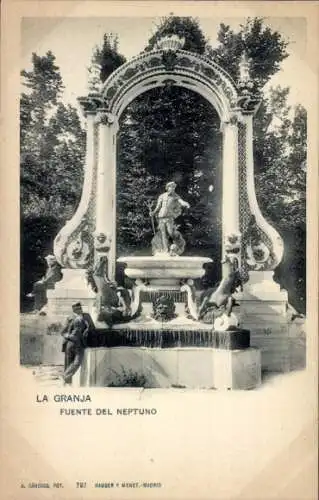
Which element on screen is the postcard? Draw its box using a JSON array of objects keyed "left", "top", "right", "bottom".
[{"left": 1, "top": 1, "right": 318, "bottom": 499}]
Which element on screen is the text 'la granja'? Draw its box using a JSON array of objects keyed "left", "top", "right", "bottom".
[{"left": 36, "top": 394, "right": 92, "bottom": 403}]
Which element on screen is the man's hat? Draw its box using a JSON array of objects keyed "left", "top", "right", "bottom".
[
  {"left": 166, "top": 181, "right": 177, "bottom": 189},
  {"left": 72, "top": 302, "right": 82, "bottom": 309},
  {"left": 45, "top": 254, "right": 56, "bottom": 262}
]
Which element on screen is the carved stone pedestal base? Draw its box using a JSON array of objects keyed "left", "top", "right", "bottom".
[
  {"left": 46, "top": 269, "right": 96, "bottom": 317},
  {"left": 238, "top": 271, "right": 288, "bottom": 302},
  {"left": 212, "top": 348, "right": 261, "bottom": 390},
  {"left": 237, "top": 271, "right": 290, "bottom": 372},
  {"left": 72, "top": 344, "right": 261, "bottom": 390}
]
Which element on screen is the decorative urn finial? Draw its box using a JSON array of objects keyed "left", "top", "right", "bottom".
[
  {"left": 238, "top": 51, "right": 254, "bottom": 92},
  {"left": 156, "top": 35, "right": 185, "bottom": 71},
  {"left": 239, "top": 52, "right": 250, "bottom": 84},
  {"left": 87, "top": 59, "right": 102, "bottom": 94},
  {"left": 156, "top": 34, "right": 185, "bottom": 53},
  {"left": 236, "top": 51, "right": 260, "bottom": 112}
]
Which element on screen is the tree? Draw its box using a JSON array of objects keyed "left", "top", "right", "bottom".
[
  {"left": 21, "top": 51, "right": 85, "bottom": 219},
  {"left": 21, "top": 51, "right": 64, "bottom": 123},
  {"left": 21, "top": 38, "right": 128, "bottom": 306},
  {"left": 20, "top": 51, "right": 86, "bottom": 306},
  {"left": 253, "top": 95, "right": 306, "bottom": 313},
  {"left": 255, "top": 95, "right": 306, "bottom": 230},
  {"left": 92, "top": 33, "right": 126, "bottom": 83},
  {"left": 253, "top": 86, "right": 291, "bottom": 174},
  {"left": 117, "top": 84, "right": 222, "bottom": 256},
  {"left": 21, "top": 19, "right": 307, "bottom": 310},
  {"left": 145, "top": 15, "right": 209, "bottom": 54},
  {"left": 209, "top": 18, "right": 289, "bottom": 90}
]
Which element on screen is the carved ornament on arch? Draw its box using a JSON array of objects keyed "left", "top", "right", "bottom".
[
  {"left": 77, "top": 95, "right": 102, "bottom": 116},
  {"left": 54, "top": 216, "right": 94, "bottom": 269},
  {"left": 95, "top": 110, "right": 117, "bottom": 126},
  {"left": 100, "top": 49, "right": 239, "bottom": 118},
  {"left": 220, "top": 111, "right": 244, "bottom": 132},
  {"left": 236, "top": 91, "right": 261, "bottom": 114},
  {"left": 228, "top": 111, "right": 244, "bottom": 126}
]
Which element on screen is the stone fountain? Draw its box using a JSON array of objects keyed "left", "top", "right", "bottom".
[
  {"left": 69, "top": 182, "right": 261, "bottom": 390},
  {"left": 26, "top": 38, "right": 299, "bottom": 384},
  {"left": 117, "top": 181, "right": 212, "bottom": 324}
]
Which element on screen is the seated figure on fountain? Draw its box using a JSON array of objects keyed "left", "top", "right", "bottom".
[
  {"left": 27, "top": 254, "right": 62, "bottom": 313},
  {"left": 150, "top": 181, "right": 190, "bottom": 256},
  {"left": 198, "top": 257, "right": 243, "bottom": 330},
  {"left": 91, "top": 255, "right": 132, "bottom": 327}
]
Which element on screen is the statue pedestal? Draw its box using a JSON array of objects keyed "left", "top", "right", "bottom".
[
  {"left": 72, "top": 344, "right": 261, "bottom": 390},
  {"left": 238, "top": 271, "right": 288, "bottom": 303},
  {"left": 46, "top": 269, "right": 96, "bottom": 317},
  {"left": 71, "top": 323, "right": 260, "bottom": 390},
  {"left": 69, "top": 255, "right": 260, "bottom": 390},
  {"left": 117, "top": 255, "right": 212, "bottom": 322},
  {"left": 236, "top": 271, "right": 290, "bottom": 372},
  {"left": 212, "top": 348, "right": 261, "bottom": 390},
  {"left": 117, "top": 255, "right": 212, "bottom": 289}
]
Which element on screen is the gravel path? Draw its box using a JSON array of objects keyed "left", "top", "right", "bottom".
[{"left": 26, "top": 364, "right": 65, "bottom": 387}]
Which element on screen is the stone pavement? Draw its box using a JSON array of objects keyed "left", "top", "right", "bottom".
[{"left": 26, "top": 364, "right": 64, "bottom": 387}]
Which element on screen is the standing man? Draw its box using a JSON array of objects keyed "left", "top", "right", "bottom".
[
  {"left": 61, "top": 302, "right": 95, "bottom": 385},
  {"left": 150, "top": 181, "right": 190, "bottom": 254}
]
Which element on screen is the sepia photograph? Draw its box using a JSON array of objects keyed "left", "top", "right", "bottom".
[
  {"left": 20, "top": 14, "right": 307, "bottom": 388},
  {"left": 1, "top": 1, "right": 318, "bottom": 499}
]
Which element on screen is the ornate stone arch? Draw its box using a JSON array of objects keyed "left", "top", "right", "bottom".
[
  {"left": 53, "top": 38, "right": 284, "bottom": 289},
  {"left": 100, "top": 49, "right": 238, "bottom": 121}
]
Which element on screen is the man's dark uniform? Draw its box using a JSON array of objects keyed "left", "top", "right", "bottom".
[{"left": 61, "top": 310, "right": 95, "bottom": 384}]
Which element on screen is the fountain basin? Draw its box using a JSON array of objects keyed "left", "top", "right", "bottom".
[{"left": 117, "top": 255, "right": 212, "bottom": 288}]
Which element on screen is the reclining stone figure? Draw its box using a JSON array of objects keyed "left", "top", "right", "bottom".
[
  {"left": 198, "top": 259, "right": 243, "bottom": 327},
  {"left": 27, "top": 254, "right": 62, "bottom": 313},
  {"left": 91, "top": 255, "right": 132, "bottom": 327}
]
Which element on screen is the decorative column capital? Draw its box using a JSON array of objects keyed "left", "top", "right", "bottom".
[
  {"left": 77, "top": 96, "right": 102, "bottom": 117},
  {"left": 229, "top": 112, "right": 240, "bottom": 126},
  {"left": 236, "top": 92, "right": 261, "bottom": 115},
  {"left": 221, "top": 112, "right": 241, "bottom": 132},
  {"left": 95, "top": 109, "right": 117, "bottom": 127}
]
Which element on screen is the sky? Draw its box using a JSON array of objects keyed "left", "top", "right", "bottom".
[{"left": 21, "top": 16, "right": 308, "bottom": 117}]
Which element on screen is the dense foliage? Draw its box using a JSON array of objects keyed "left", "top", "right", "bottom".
[
  {"left": 92, "top": 33, "right": 126, "bottom": 82},
  {"left": 208, "top": 18, "right": 289, "bottom": 90},
  {"left": 21, "top": 51, "right": 85, "bottom": 219},
  {"left": 117, "top": 87, "right": 222, "bottom": 255},
  {"left": 145, "top": 16, "right": 208, "bottom": 54},
  {"left": 20, "top": 52, "right": 85, "bottom": 305}
]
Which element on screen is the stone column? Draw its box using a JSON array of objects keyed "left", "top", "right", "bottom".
[
  {"left": 53, "top": 99, "right": 98, "bottom": 268},
  {"left": 242, "top": 113, "right": 284, "bottom": 274},
  {"left": 222, "top": 117, "right": 240, "bottom": 274},
  {"left": 244, "top": 114, "right": 260, "bottom": 223},
  {"left": 95, "top": 110, "right": 118, "bottom": 280},
  {"left": 81, "top": 110, "right": 96, "bottom": 211},
  {"left": 236, "top": 113, "right": 289, "bottom": 373},
  {"left": 49, "top": 100, "right": 98, "bottom": 317}
]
